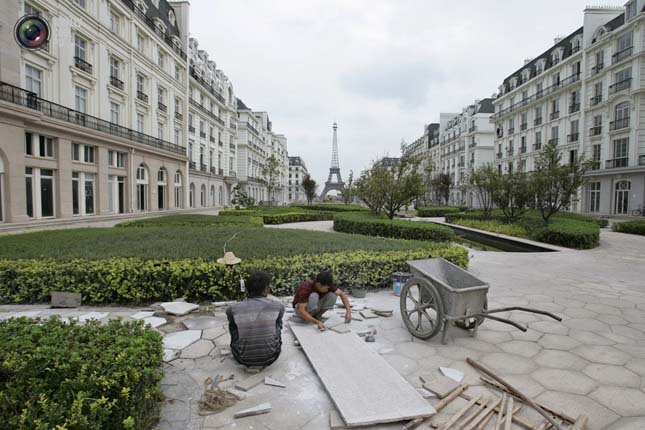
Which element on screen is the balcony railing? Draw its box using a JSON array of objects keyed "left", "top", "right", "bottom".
[
  {"left": 219, "top": 168, "right": 224, "bottom": 176},
  {"left": 469, "top": 141, "right": 477, "bottom": 148},
  {"left": 533, "top": 143, "right": 542, "bottom": 151},
  {"left": 228, "top": 170, "right": 236, "bottom": 177},
  {"left": 200, "top": 163, "right": 207, "bottom": 172},
  {"left": 590, "top": 125, "right": 602, "bottom": 136},
  {"left": 605, "top": 158, "right": 628, "bottom": 169},
  {"left": 229, "top": 122, "right": 236, "bottom": 130},
  {"left": 567, "top": 133, "right": 579, "bottom": 142},
  {"left": 137, "top": 91, "right": 148, "bottom": 103},
  {"left": 550, "top": 111, "right": 560, "bottom": 120},
  {"left": 569, "top": 103, "right": 580, "bottom": 114},
  {"left": 230, "top": 143, "right": 236, "bottom": 151},
  {"left": 174, "top": 111, "right": 183, "bottom": 121},
  {"left": 109, "top": 75, "right": 124, "bottom": 90},
  {"left": 612, "top": 46, "right": 633, "bottom": 64},
  {"left": 218, "top": 140, "right": 224, "bottom": 147},
  {"left": 73, "top": 56, "right": 93, "bottom": 74},
  {"left": 496, "top": 152, "right": 502, "bottom": 159},
  {"left": 0, "top": 81, "right": 184, "bottom": 155},
  {"left": 520, "top": 145, "right": 527, "bottom": 154},
  {"left": 189, "top": 125, "right": 195, "bottom": 133},
  {"left": 189, "top": 98, "right": 226, "bottom": 126},
  {"left": 590, "top": 160, "right": 601, "bottom": 171},
  {"left": 507, "top": 149, "right": 514, "bottom": 156},
  {"left": 590, "top": 95, "right": 602, "bottom": 106},
  {"left": 189, "top": 66, "right": 226, "bottom": 104},
  {"left": 534, "top": 117, "right": 543, "bottom": 126},
  {"left": 548, "top": 138, "right": 559, "bottom": 145},
  {"left": 210, "top": 166, "right": 217, "bottom": 175},
  {"left": 210, "top": 136, "right": 216, "bottom": 143},
  {"left": 245, "top": 122, "right": 260, "bottom": 136},
  {"left": 468, "top": 125, "right": 477, "bottom": 132},
  {"left": 508, "top": 127, "right": 515, "bottom": 135},
  {"left": 609, "top": 78, "right": 632, "bottom": 95},
  {"left": 189, "top": 161, "right": 196, "bottom": 169},
  {"left": 591, "top": 63, "right": 604, "bottom": 75},
  {"left": 158, "top": 102, "right": 167, "bottom": 112},
  {"left": 200, "top": 131, "right": 206, "bottom": 138},
  {"left": 640, "top": 155, "right": 645, "bottom": 166},
  {"left": 610, "top": 117, "right": 630, "bottom": 131},
  {"left": 520, "top": 123, "right": 527, "bottom": 131},
  {"left": 457, "top": 161, "right": 465, "bottom": 167},
  {"left": 119, "top": 0, "right": 187, "bottom": 60}
]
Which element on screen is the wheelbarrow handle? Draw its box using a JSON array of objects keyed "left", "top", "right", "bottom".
[
  {"left": 479, "top": 314, "right": 528, "bottom": 332},
  {"left": 485, "top": 306, "right": 563, "bottom": 322}
]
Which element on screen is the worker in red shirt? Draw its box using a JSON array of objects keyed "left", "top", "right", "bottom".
[{"left": 292, "top": 270, "right": 352, "bottom": 330}]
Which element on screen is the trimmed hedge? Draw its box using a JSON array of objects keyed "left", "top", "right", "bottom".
[
  {"left": 0, "top": 245, "right": 467, "bottom": 304},
  {"left": 219, "top": 209, "right": 334, "bottom": 224},
  {"left": 291, "top": 204, "right": 368, "bottom": 212},
  {"left": 416, "top": 206, "right": 463, "bottom": 217},
  {"left": 117, "top": 214, "right": 263, "bottom": 227},
  {"left": 0, "top": 317, "right": 163, "bottom": 430},
  {"left": 334, "top": 212, "right": 455, "bottom": 242},
  {"left": 613, "top": 220, "right": 645, "bottom": 236},
  {"left": 531, "top": 220, "right": 599, "bottom": 249},
  {"left": 446, "top": 210, "right": 608, "bottom": 228}
]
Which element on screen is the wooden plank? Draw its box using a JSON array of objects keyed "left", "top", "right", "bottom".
[
  {"left": 495, "top": 394, "right": 507, "bottom": 430},
  {"left": 460, "top": 393, "right": 540, "bottom": 430},
  {"left": 463, "top": 398, "right": 501, "bottom": 430},
  {"left": 290, "top": 323, "right": 435, "bottom": 427},
  {"left": 504, "top": 397, "right": 514, "bottom": 430},
  {"left": 569, "top": 416, "right": 588, "bottom": 430},
  {"left": 439, "top": 395, "right": 481, "bottom": 430}
]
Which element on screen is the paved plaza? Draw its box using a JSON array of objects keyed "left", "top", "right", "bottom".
[{"left": 1, "top": 228, "right": 644, "bottom": 429}]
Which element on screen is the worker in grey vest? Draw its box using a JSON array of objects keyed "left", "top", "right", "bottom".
[{"left": 226, "top": 271, "right": 285, "bottom": 367}]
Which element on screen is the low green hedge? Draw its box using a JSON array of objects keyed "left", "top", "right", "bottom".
[
  {"left": 334, "top": 212, "right": 455, "bottom": 242},
  {"left": 0, "top": 318, "right": 163, "bottom": 430},
  {"left": 446, "top": 210, "right": 608, "bottom": 228},
  {"left": 117, "top": 215, "right": 263, "bottom": 227},
  {"left": 219, "top": 209, "right": 334, "bottom": 224},
  {"left": 0, "top": 245, "right": 467, "bottom": 304},
  {"left": 416, "top": 206, "right": 463, "bottom": 217},
  {"left": 291, "top": 204, "right": 368, "bottom": 212},
  {"left": 451, "top": 219, "right": 529, "bottom": 238},
  {"left": 613, "top": 220, "right": 645, "bottom": 236}
]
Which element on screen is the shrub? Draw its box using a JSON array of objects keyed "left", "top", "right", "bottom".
[
  {"left": 117, "top": 215, "right": 263, "bottom": 227},
  {"left": 334, "top": 212, "right": 454, "bottom": 242},
  {"left": 0, "top": 245, "right": 468, "bottom": 304},
  {"left": 416, "top": 206, "right": 462, "bottom": 217},
  {"left": 613, "top": 220, "right": 645, "bottom": 236},
  {"left": 261, "top": 211, "right": 334, "bottom": 224},
  {"left": 0, "top": 318, "right": 163, "bottom": 430},
  {"left": 219, "top": 209, "right": 259, "bottom": 217},
  {"left": 530, "top": 220, "right": 599, "bottom": 249},
  {"left": 291, "top": 203, "right": 368, "bottom": 212},
  {"left": 450, "top": 219, "right": 529, "bottom": 238}
]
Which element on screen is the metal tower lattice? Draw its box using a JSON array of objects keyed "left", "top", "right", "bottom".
[
  {"left": 320, "top": 122, "right": 345, "bottom": 199},
  {"left": 331, "top": 122, "right": 339, "bottom": 169}
]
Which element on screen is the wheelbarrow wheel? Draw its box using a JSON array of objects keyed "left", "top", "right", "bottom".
[
  {"left": 400, "top": 277, "right": 444, "bottom": 340},
  {"left": 455, "top": 297, "right": 487, "bottom": 330}
]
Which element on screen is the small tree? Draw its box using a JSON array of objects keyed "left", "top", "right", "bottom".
[
  {"left": 490, "top": 172, "right": 532, "bottom": 222},
  {"left": 468, "top": 164, "right": 496, "bottom": 218},
  {"left": 231, "top": 186, "right": 255, "bottom": 208},
  {"left": 532, "top": 142, "right": 591, "bottom": 224},
  {"left": 340, "top": 171, "right": 355, "bottom": 205},
  {"left": 302, "top": 174, "right": 317, "bottom": 204},
  {"left": 431, "top": 173, "right": 452, "bottom": 205},
  {"left": 382, "top": 155, "right": 425, "bottom": 219},
  {"left": 355, "top": 163, "right": 389, "bottom": 215},
  {"left": 261, "top": 155, "right": 281, "bottom": 204}
]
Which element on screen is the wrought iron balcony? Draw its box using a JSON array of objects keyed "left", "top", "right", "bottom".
[
  {"left": 74, "top": 56, "right": 93, "bottom": 74},
  {"left": 230, "top": 143, "right": 236, "bottom": 151},
  {"left": 469, "top": 141, "right": 477, "bottom": 148},
  {"left": 507, "top": 127, "right": 515, "bottom": 135},
  {"left": 534, "top": 117, "right": 543, "bottom": 126},
  {"left": 507, "top": 148, "right": 514, "bottom": 156},
  {"left": 468, "top": 125, "right": 477, "bottom": 132},
  {"left": 200, "top": 131, "right": 206, "bottom": 138},
  {"left": 569, "top": 103, "right": 580, "bottom": 114},
  {"left": 567, "top": 133, "right": 579, "bottom": 142},
  {"left": 109, "top": 75, "right": 124, "bottom": 90},
  {"left": 0, "top": 81, "right": 184, "bottom": 155},
  {"left": 210, "top": 136, "right": 216, "bottom": 143},
  {"left": 591, "top": 63, "right": 604, "bottom": 75},
  {"left": 548, "top": 138, "right": 559, "bottom": 145},
  {"left": 228, "top": 170, "right": 236, "bottom": 177},
  {"left": 590, "top": 95, "right": 602, "bottom": 106},
  {"left": 229, "top": 122, "right": 236, "bottom": 130},
  {"left": 189, "top": 161, "right": 196, "bottom": 169},
  {"left": 200, "top": 163, "right": 207, "bottom": 172},
  {"left": 605, "top": 158, "right": 628, "bottom": 169},
  {"left": 174, "top": 111, "right": 183, "bottom": 121},
  {"left": 137, "top": 91, "right": 148, "bottom": 103},
  {"left": 218, "top": 140, "right": 224, "bottom": 147},
  {"left": 590, "top": 126, "right": 602, "bottom": 136},
  {"left": 609, "top": 78, "right": 632, "bottom": 95},
  {"left": 610, "top": 117, "right": 630, "bottom": 131},
  {"left": 612, "top": 46, "right": 633, "bottom": 64},
  {"left": 189, "top": 125, "right": 195, "bottom": 133},
  {"left": 520, "top": 145, "right": 527, "bottom": 154},
  {"left": 210, "top": 166, "right": 216, "bottom": 175},
  {"left": 189, "top": 66, "right": 225, "bottom": 103},
  {"left": 158, "top": 102, "right": 167, "bottom": 112},
  {"left": 533, "top": 143, "right": 542, "bottom": 151},
  {"left": 550, "top": 111, "right": 560, "bottom": 120},
  {"left": 496, "top": 152, "right": 502, "bottom": 159},
  {"left": 520, "top": 123, "right": 528, "bottom": 131},
  {"left": 219, "top": 168, "right": 224, "bottom": 176}
]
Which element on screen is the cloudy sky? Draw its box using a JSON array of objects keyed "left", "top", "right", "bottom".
[{"left": 189, "top": 0, "right": 626, "bottom": 186}]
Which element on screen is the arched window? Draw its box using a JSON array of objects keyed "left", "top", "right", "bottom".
[
  {"left": 614, "top": 180, "right": 631, "bottom": 214},
  {"left": 189, "top": 183, "right": 195, "bottom": 208},
  {"left": 219, "top": 185, "right": 224, "bottom": 205},
  {"left": 210, "top": 185, "right": 215, "bottom": 206},
  {"left": 174, "top": 171, "right": 182, "bottom": 208},
  {"left": 200, "top": 184, "right": 206, "bottom": 206},
  {"left": 157, "top": 168, "right": 167, "bottom": 210},
  {"left": 136, "top": 164, "right": 148, "bottom": 211}
]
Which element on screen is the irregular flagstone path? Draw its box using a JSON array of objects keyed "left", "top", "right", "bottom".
[{"left": 1, "top": 230, "right": 645, "bottom": 429}]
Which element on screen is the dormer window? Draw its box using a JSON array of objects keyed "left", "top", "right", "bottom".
[
  {"left": 626, "top": 0, "right": 637, "bottom": 20},
  {"left": 510, "top": 77, "right": 518, "bottom": 90},
  {"left": 136, "top": 0, "right": 147, "bottom": 14},
  {"left": 552, "top": 51, "right": 561, "bottom": 65},
  {"left": 154, "top": 19, "right": 166, "bottom": 35},
  {"left": 593, "top": 27, "right": 607, "bottom": 44},
  {"left": 521, "top": 69, "right": 530, "bottom": 83},
  {"left": 536, "top": 59, "right": 546, "bottom": 75},
  {"left": 572, "top": 37, "right": 581, "bottom": 54},
  {"left": 168, "top": 10, "right": 176, "bottom": 26}
]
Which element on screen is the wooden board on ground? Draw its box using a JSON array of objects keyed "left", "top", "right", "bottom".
[
  {"left": 290, "top": 323, "right": 435, "bottom": 427},
  {"left": 419, "top": 374, "right": 460, "bottom": 398}
]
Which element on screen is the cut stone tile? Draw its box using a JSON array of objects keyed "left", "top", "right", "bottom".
[
  {"left": 569, "top": 330, "right": 616, "bottom": 346},
  {"left": 538, "top": 334, "right": 581, "bottom": 351},
  {"left": 182, "top": 316, "right": 220, "bottom": 330},
  {"left": 233, "top": 402, "right": 271, "bottom": 418},
  {"left": 529, "top": 320, "right": 569, "bottom": 335},
  {"left": 572, "top": 345, "right": 631, "bottom": 365},
  {"left": 420, "top": 374, "right": 459, "bottom": 398},
  {"left": 142, "top": 316, "right": 167, "bottom": 328},
  {"left": 625, "top": 358, "right": 645, "bottom": 376},
  {"left": 264, "top": 377, "right": 286, "bottom": 388},
  {"left": 360, "top": 310, "right": 379, "bottom": 319},
  {"left": 201, "top": 326, "right": 227, "bottom": 340},
  {"left": 416, "top": 388, "right": 436, "bottom": 399},
  {"left": 530, "top": 369, "right": 597, "bottom": 395},
  {"left": 51, "top": 292, "right": 81, "bottom": 308},
  {"left": 131, "top": 311, "right": 155, "bottom": 320},
  {"left": 162, "top": 330, "right": 202, "bottom": 350},
  {"left": 163, "top": 348, "right": 180, "bottom": 362},
  {"left": 534, "top": 349, "right": 589, "bottom": 370},
  {"left": 499, "top": 340, "right": 542, "bottom": 358},
  {"left": 180, "top": 339, "right": 214, "bottom": 359},
  {"left": 330, "top": 324, "right": 351, "bottom": 334},
  {"left": 607, "top": 417, "right": 645, "bottom": 430},
  {"left": 583, "top": 364, "right": 641, "bottom": 388},
  {"left": 590, "top": 387, "right": 645, "bottom": 416},
  {"left": 235, "top": 372, "right": 267, "bottom": 392},
  {"left": 1, "top": 310, "right": 42, "bottom": 320},
  {"left": 160, "top": 302, "right": 199, "bottom": 316},
  {"left": 439, "top": 367, "right": 464, "bottom": 383},
  {"left": 535, "top": 391, "right": 619, "bottom": 429},
  {"left": 480, "top": 352, "right": 537, "bottom": 374},
  {"left": 78, "top": 312, "right": 109, "bottom": 322}
]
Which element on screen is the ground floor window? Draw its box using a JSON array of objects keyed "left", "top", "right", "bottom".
[
  {"left": 200, "top": 185, "right": 206, "bottom": 207},
  {"left": 26, "top": 167, "right": 54, "bottom": 219},
  {"left": 189, "top": 183, "right": 195, "bottom": 208},
  {"left": 174, "top": 171, "right": 182, "bottom": 209},
  {"left": 72, "top": 172, "right": 95, "bottom": 215},
  {"left": 0, "top": 172, "right": 3, "bottom": 222},
  {"left": 219, "top": 186, "right": 223, "bottom": 205},
  {"left": 137, "top": 184, "right": 148, "bottom": 211},
  {"left": 108, "top": 175, "right": 125, "bottom": 214},
  {"left": 614, "top": 180, "right": 630, "bottom": 215},
  {"left": 586, "top": 182, "right": 601, "bottom": 213}
]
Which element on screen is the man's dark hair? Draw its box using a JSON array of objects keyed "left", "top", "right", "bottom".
[
  {"left": 315, "top": 269, "right": 334, "bottom": 287},
  {"left": 246, "top": 270, "right": 271, "bottom": 297}
]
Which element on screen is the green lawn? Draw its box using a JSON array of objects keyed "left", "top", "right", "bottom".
[{"left": 0, "top": 226, "right": 435, "bottom": 260}]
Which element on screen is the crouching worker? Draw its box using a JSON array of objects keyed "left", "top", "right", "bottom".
[
  {"left": 226, "top": 270, "right": 285, "bottom": 367},
  {"left": 293, "top": 270, "right": 352, "bottom": 330}
]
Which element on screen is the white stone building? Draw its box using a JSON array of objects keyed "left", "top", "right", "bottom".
[
  {"left": 288, "top": 156, "right": 308, "bottom": 203},
  {"left": 493, "top": 3, "right": 645, "bottom": 216},
  {"left": 186, "top": 37, "right": 237, "bottom": 209}
]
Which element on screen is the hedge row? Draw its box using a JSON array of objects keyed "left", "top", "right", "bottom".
[
  {"left": 613, "top": 220, "right": 645, "bottom": 236},
  {"left": 445, "top": 210, "right": 608, "bottom": 228},
  {"left": 117, "top": 215, "right": 264, "bottom": 227},
  {"left": 219, "top": 209, "right": 334, "bottom": 224},
  {"left": 416, "top": 206, "right": 463, "bottom": 217},
  {"left": 291, "top": 204, "right": 368, "bottom": 212},
  {"left": 0, "top": 318, "right": 162, "bottom": 430},
  {"left": 0, "top": 245, "right": 467, "bottom": 304},
  {"left": 334, "top": 212, "right": 455, "bottom": 242}
]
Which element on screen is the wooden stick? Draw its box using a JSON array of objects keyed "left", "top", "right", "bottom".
[
  {"left": 536, "top": 423, "right": 551, "bottom": 430},
  {"left": 462, "top": 398, "right": 501, "bottom": 430},
  {"left": 480, "top": 376, "right": 576, "bottom": 424},
  {"left": 504, "top": 397, "right": 514, "bottom": 430},
  {"left": 569, "top": 416, "right": 588, "bottom": 430},
  {"left": 495, "top": 393, "right": 507, "bottom": 430},
  {"left": 439, "top": 395, "right": 481, "bottom": 430},
  {"left": 402, "top": 384, "right": 469, "bottom": 430},
  {"left": 476, "top": 409, "right": 496, "bottom": 430},
  {"left": 461, "top": 393, "right": 539, "bottom": 430},
  {"left": 467, "top": 358, "right": 565, "bottom": 430},
  {"left": 455, "top": 399, "right": 490, "bottom": 430}
]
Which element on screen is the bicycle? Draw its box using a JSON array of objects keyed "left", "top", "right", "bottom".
[{"left": 632, "top": 205, "right": 644, "bottom": 216}]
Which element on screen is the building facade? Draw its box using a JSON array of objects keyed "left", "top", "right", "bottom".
[
  {"left": 187, "top": 37, "right": 237, "bottom": 209},
  {"left": 0, "top": 0, "right": 190, "bottom": 224},
  {"left": 493, "top": 3, "right": 645, "bottom": 216},
  {"left": 288, "top": 156, "right": 307, "bottom": 203}
]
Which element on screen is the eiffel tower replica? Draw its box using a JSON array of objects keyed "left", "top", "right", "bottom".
[{"left": 320, "top": 122, "right": 345, "bottom": 199}]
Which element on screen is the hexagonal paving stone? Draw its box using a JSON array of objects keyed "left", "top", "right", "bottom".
[
  {"left": 538, "top": 334, "right": 581, "bottom": 351},
  {"left": 382, "top": 354, "right": 418, "bottom": 376},
  {"left": 480, "top": 352, "right": 537, "bottom": 374},
  {"left": 583, "top": 364, "right": 641, "bottom": 388},
  {"left": 529, "top": 320, "right": 569, "bottom": 335},
  {"left": 597, "top": 314, "right": 629, "bottom": 325},
  {"left": 163, "top": 330, "right": 202, "bottom": 350},
  {"left": 182, "top": 316, "right": 221, "bottom": 330},
  {"left": 563, "top": 307, "right": 598, "bottom": 319},
  {"left": 436, "top": 345, "right": 482, "bottom": 361},
  {"left": 572, "top": 345, "right": 631, "bottom": 365},
  {"left": 563, "top": 318, "right": 612, "bottom": 333},
  {"left": 534, "top": 349, "right": 589, "bottom": 370},
  {"left": 531, "top": 369, "right": 597, "bottom": 395},
  {"left": 607, "top": 417, "right": 645, "bottom": 430},
  {"left": 611, "top": 325, "right": 645, "bottom": 340},
  {"left": 569, "top": 330, "right": 616, "bottom": 346},
  {"left": 585, "top": 303, "right": 622, "bottom": 315},
  {"left": 475, "top": 330, "right": 512, "bottom": 345},
  {"left": 622, "top": 309, "right": 645, "bottom": 324},
  {"left": 201, "top": 326, "right": 227, "bottom": 340},
  {"left": 396, "top": 342, "right": 436, "bottom": 360},
  {"left": 625, "top": 358, "right": 645, "bottom": 376},
  {"left": 499, "top": 340, "right": 542, "bottom": 358},
  {"left": 495, "top": 374, "right": 546, "bottom": 398},
  {"left": 590, "top": 387, "right": 645, "bottom": 417},
  {"left": 453, "top": 337, "right": 500, "bottom": 353},
  {"left": 535, "top": 391, "right": 619, "bottom": 429},
  {"left": 180, "top": 339, "right": 214, "bottom": 359}
]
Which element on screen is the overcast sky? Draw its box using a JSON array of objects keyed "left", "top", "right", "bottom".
[{"left": 189, "top": 0, "right": 626, "bottom": 186}]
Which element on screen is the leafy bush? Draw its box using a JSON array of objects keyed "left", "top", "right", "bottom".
[
  {"left": 117, "top": 214, "right": 263, "bottom": 227},
  {"left": 0, "top": 318, "right": 163, "bottom": 430},
  {"left": 291, "top": 203, "right": 368, "bottom": 212},
  {"left": 0, "top": 245, "right": 467, "bottom": 304},
  {"left": 451, "top": 219, "right": 529, "bottom": 238},
  {"left": 613, "top": 220, "right": 645, "bottom": 236},
  {"left": 530, "top": 220, "right": 599, "bottom": 249},
  {"left": 334, "top": 212, "right": 455, "bottom": 242},
  {"left": 219, "top": 208, "right": 335, "bottom": 224},
  {"left": 416, "top": 206, "right": 462, "bottom": 217}
]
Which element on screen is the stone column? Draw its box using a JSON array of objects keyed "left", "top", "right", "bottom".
[{"left": 56, "top": 138, "right": 74, "bottom": 219}]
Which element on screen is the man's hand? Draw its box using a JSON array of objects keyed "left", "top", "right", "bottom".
[
  {"left": 316, "top": 321, "right": 326, "bottom": 331},
  {"left": 345, "top": 310, "right": 352, "bottom": 323}
]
